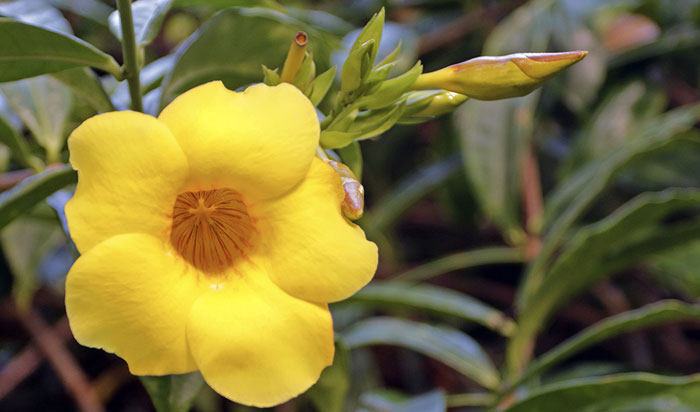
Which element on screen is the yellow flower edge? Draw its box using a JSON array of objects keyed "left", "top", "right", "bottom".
[{"left": 64, "top": 81, "right": 378, "bottom": 407}]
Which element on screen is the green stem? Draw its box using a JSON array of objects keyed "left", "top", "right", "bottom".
[{"left": 116, "top": 0, "right": 142, "bottom": 112}]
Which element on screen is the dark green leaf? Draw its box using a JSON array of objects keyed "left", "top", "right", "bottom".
[
  {"left": 307, "top": 343, "right": 350, "bottom": 412},
  {"left": 51, "top": 67, "right": 115, "bottom": 113},
  {"left": 350, "top": 281, "right": 516, "bottom": 336},
  {"left": 342, "top": 317, "right": 500, "bottom": 389},
  {"left": 0, "top": 113, "right": 43, "bottom": 170},
  {"left": 140, "top": 372, "right": 205, "bottom": 412},
  {"left": 363, "top": 154, "right": 461, "bottom": 233},
  {"left": 509, "top": 188, "right": 700, "bottom": 373},
  {"left": 502, "top": 373, "right": 700, "bottom": 412},
  {"left": 109, "top": 0, "right": 173, "bottom": 46},
  {"left": 172, "top": 0, "right": 285, "bottom": 12},
  {"left": 648, "top": 240, "right": 700, "bottom": 299},
  {"left": 514, "top": 300, "right": 700, "bottom": 387},
  {"left": 0, "top": 164, "right": 77, "bottom": 231},
  {"left": 0, "top": 19, "right": 122, "bottom": 81},
  {"left": 393, "top": 247, "right": 525, "bottom": 283},
  {"left": 453, "top": 94, "right": 538, "bottom": 240},
  {"left": 50, "top": 0, "right": 114, "bottom": 25}
]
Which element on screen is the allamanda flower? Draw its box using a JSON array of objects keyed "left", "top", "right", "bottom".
[{"left": 64, "top": 81, "right": 378, "bottom": 407}]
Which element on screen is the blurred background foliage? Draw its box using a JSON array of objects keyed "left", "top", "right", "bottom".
[{"left": 0, "top": 0, "right": 700, "bottom": 411}]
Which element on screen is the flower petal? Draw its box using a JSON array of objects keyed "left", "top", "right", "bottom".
[
  {"left": 157, "top": 81, "right": 319, "bottom": 199},
  {"left": 66, "top": 111, "right": 188, "bottom": 253},
  {"left": 65, "top": 233, "right": 206, "bottom": 375},
  {"left": 256, "top": 158, "right": 378, "bottom": 303},
  {"left": 186, "top": 265, "right": 334, "bottom": 407}
]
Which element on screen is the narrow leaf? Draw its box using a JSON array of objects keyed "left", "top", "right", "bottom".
[
  {"left": 0, "top": 19, "right": 122, "bottom": 81},
  {"left": 51, "top": 67, "right": 115, "bottom": 113},
  {"left": 0, "top": 164, "right": 77, "bottom": 231},
  {"left": 342, "top": 317, "right": 500, "bottom": 389},
  {"left": 351, "top": 281, "right": 516, "bottom": 336},
  {"left": 109, "top": 0, "right": 173, "bottom": 46}
]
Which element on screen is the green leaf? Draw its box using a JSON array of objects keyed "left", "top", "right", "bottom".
[
  {"left": 453, "top": 93, "right": 539, "bottom": 240},
  {"left": 393, "top": 247, "right": 525, "bottom": 283},
  {"left": 50, "top": 0, "right": 114, "bottom": 25},
  {"left": 0, "top": 164, "right": 77, "bottom": 231},
  {"left": 320, "top": 103, "right": 406, "bottom": 149},
  {"left": 140, "top": 372, "right": 205, "bottom": 412},
  {"left": 502, "top": 373, "right": 700, "bottom": 412},
  {"left": 307, "top": 343, "right": 350, "bottom": 412},
  {"left": 520, "top": 106, "right": 700, "bottom": 309},
  {"left": 172, "top": 0, "right": 285, "bottom": 11},
  {"left": 109, "top": 0, "right": 173, "bottom": 46},
  {"left": 159, "top": 7, "right": 331, "bottom": 109},
  {"left": 342, "top": 317, "right": 500, "bottom": 389},
  {"left": 509, "top": 188, "right": 700, "bottom": 374},
  {"left": 0, "top": 113, "right": 43, "bottom": 170},
  {"left": 0, "top": 18, "right": 122, "bottom": 81},
  {"left": 0, "top": 76, "right": 72, "bottom": 162},
  {"left": 341, "top": 39, "right": 375, "bottom": 94},
  {"left": 648, "top": 239, "right": 700, "bottom": 299},
  {"left": 343, "top": 8, "right": 384, "bottom": 81},
  {"left": 51, "top": 67, "right": 115, "bottom": 113},
  {"left": 292, "top": 52, "right": 315, "bottom": 90},
  {"left": 355, "top": 61, "right": 422, "bottom": 110},
  {"left": 2, "top": 213, "right": 65, "bottom": 310},
  {"left": 514, "top": 300, "right": 700, "bottom": 387},
  {"left": 0, "top": 0, "right": 72, "bottom": 33},
  {"left": 363, "top": 154, "right": 461, "bottom": 233},
  {"left": 358, "top": 389, "right": 446, "bottom": 412},
  {"left": 350, "top": 281, "right": 516, "bottom": 336},
  {"left": 306, "top": 65, "right": 336, "bottom": 106}
]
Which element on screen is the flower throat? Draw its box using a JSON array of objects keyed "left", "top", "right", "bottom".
[{"left": 170, "top": 189, "right": 255, "bottom": 273}]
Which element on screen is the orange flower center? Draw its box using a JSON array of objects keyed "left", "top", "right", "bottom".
[{"left": 170, "top": 188, "right": 255, "bottom": 273}]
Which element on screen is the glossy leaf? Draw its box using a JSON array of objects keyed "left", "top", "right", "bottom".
[
  {"left": 516, "top": 300, "right": 700, "bottom": 386},
  {"left": 0, "top": 0, "right": 72, "bottom": 33},
  {"left": 110, "top": 0, "right": 173, "bottom": 46},
  {"left": 509, "top": 188, "right": 700, "bottom": 373},
  {"left": 0, "top": 76, "right": 72, "bottom": 162},
  {"left": 350, "top": 281, "right": 516, "bottom": 336},
  {"left": 51, "top": 67, "right": 115, "bottom": 113},
  {"left": 140, "top": 372, "right": 205, "bottom": 412},
  {"left": 159, "top": 7, "right": 330, "bottom": 108},
  {"left": 342, "top": 317, "right": 500, "bottom": 389},
  {"left": 394, "top": 247, "right": 525, "bottom": 282},
  {"left": 454, "top": 93, "right": 538, "bottom": 240},
  {"left": 2, "top": 214, "right": 66, "bottom": 310},
  {"left": 172, "top": 0, "right": 285, "bottom": 11},
  {"left": 503, "top": 373, "right": 700, "bottom": 412},
  {"left": 0, "top": 19, "right": 122, "bottom": 81},
  {"left": 50, "top": 0, "right": 114, "bottom": 25},
  {"left": 0, "top": 165, "right": 77, "bottom": 231}
]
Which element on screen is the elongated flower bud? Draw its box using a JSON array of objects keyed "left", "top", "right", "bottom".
[
  {"left": 411, "top": 51, "right": 587, "bottom": 101},
  {"left": 411, "top": 91, "right": 469, "bottom": 117},
  {"left": 326, "top": 160, "right": 365, "bottom": 220}
]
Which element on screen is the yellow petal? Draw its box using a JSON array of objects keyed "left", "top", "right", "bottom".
[
  {"left": 158, "top": 81, "right": 320, "bottom": 199},
  {"left": 186, "top": 264, "right": 334, "bottom": 407},
  {"left": 65, "top": 234, "right": 206, "bottom": 375},
  {"left": 256, "top": 158, "right": 378, "bottom": 303},
  {"left": 66, "top": 111, "right": 188, "bottom": 253}
]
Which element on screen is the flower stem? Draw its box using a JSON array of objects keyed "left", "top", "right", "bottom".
[{"left": 116, "top": 0, "right": 143, "bottom": 112}]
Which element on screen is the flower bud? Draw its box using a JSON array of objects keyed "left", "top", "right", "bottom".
[
  {"left": 411, "top": 51, "right": 587, "bottom": 101},
  {"left": 411, "top": 91, "right": 469, "bottom": 117},
  {"left": 326, "top": 160, "right": 365, "bottom": 220}
]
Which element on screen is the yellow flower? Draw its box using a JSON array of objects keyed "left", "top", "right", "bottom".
[{"left": 63, "top": 81, "right": 378, "bottom": 407}]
